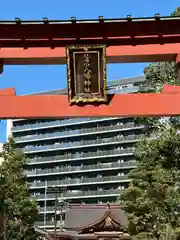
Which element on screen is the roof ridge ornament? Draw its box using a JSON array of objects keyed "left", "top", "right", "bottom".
[
  {"left": 106, "top": 203, "right": 110, "bottom": 209},
  {"left": 104, "top": 216, "right": 113, "bottom": 228}
]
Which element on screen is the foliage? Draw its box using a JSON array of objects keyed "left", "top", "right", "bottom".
[
  {"left": 0, "top": 137, "right": 38, "bottom": 240},
  {"left": 142, "top": 7, "right": 180, "bottom": 92},
  {"left": 171, "top": 7, "right": 180, "bottom": 16},
  {"left": 134, "top": 7, "right": 180, "bottom": 127},
  {"left": 119, "top": 127, "right": 180, "bottom": 239},
  {"left": 120, "top": 6, "right": 180, "bottom": 240},
  {"left": 142, "top": 62, "right": 179, "bottom": 93}
]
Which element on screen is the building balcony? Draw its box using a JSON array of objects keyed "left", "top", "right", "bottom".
[
  {"left": 27, "top": 147, "right": 134, "bottom": 165},
  {"left": 38, "top": 206, "right": 64, "bottom": 213},
  {"left": 38, "top": 205, "right": 67, "bottom": 214},
  {"left": 26, "top": 161, "right": 136, "bottom": 177},
  {"left": 33, "top": 188, "right": 121, "bottom": 201},
  {"left": 35, "top": 221, "right": 61, "bottom": 228},
  {"left": 38, "top": 202, "right": 68, "bottom": 214},
  {"left": 30, "top": 174, "right": 132, "bottom": 189},
  {"left": 12, "top": 117, "right": 121, "bottom": 132},
  {"left": 23, "top": 134, "right": 144, "bottom": 154},
  {"left": 14, "top": 123, "right": 143, "bottom": 143}
]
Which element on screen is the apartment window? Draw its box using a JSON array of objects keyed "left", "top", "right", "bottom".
[
  {"left": 118, "top": 159, "right": 124, "bottom": 163},
  {"left": 118, "top": 172, "right": 124, "bottom": 176},
  {"left": 117, "top": 134, "right": 123, "bottom": 139}
]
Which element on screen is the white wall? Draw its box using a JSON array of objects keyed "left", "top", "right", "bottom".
[
  {"left": 2, "top": 119, "right": 13, "bottom": 165},
  {"left": 6, "top": 119, "right": 13, "bottom": 140}
]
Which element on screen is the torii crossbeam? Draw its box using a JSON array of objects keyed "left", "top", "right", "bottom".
[{"left": 1, "top": 15, "right": 180, "bottom": 119}]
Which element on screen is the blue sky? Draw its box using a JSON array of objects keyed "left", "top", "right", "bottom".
[{"left": 0, "top": 0, "right": 179, "bottom": 142}]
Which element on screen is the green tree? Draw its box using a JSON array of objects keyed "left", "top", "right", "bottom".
[
  {"left": 120, "top": 7, "right": 180, "bottom": 240},
  {"left": 135, "top": 7, "right": 180, "bottom": 127},
  {"left": 119, "top": 127, "right": 180, "bottom": 239},
  {"left": 0, "top": 137, "right": 38, "bottom": 240},
  {"left": 142, "top": 7, "right": 180, "bottom": 93},
  {"left": 141, "top": 60, "right": 179, "bottom": 93}
]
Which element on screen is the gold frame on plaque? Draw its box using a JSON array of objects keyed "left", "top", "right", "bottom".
[{"left": 66, "top": 45, "right": 108, "bottom": 104}]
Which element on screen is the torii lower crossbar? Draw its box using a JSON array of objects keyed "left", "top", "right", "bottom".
[{"left": 0, "top": 84, "right": 179, "bottom": 119}]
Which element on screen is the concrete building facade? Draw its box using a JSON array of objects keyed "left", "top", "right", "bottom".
[{"left": 7, "top": 76, "right": 145, "bottom": 230}]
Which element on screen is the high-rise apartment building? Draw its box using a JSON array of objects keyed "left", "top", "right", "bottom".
[{"left": 7, "top": 76, "right": 145, "bottom": 230}]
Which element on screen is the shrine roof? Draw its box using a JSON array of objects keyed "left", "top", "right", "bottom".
[
  {"left": 35, "top": 204, "right": 132, "bottom": 239},
  {"left": 64, "top": 203, "right": 127, "bottom": 231}
]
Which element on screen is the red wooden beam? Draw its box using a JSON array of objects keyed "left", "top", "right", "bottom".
[
  {"left": 162, "top": 84, "right": 180, "bottom": 93},
  {"left": 0, "top": 18, "right": 179, "bottom": 119},
  {"left": 1, "top": 36, "right": 180, "bottom": 48},
  {"left": 0, "top": 87, "right": 16, "bottom": 96},
  {"left": 0, "top": 17, "right": 179, "bottom": 41},
  {"left": 1, "top": 43, "right": 180, "bottom": 65},
  {"left": 0, "top": 17, "right": 179, "bottom": 64},
  {"left": 1, "top": 90, "right": 180, "bottom": 119}
]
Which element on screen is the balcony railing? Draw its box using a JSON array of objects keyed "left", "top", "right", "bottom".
[
  {"left": 12, "top": 117, "right": 121, "bottom": 132},
  {"left": 33, "top": 188, "right": 121, "bottom": 200},
  {"left": 35, "top": 221, "right": 59, "bottom": 227},
  {"left": 27, "top": 147, "right": 134, "bottom": 165},
  {"left": 23, "top": 134, "right": 144, "bottom": 154},
  {"left": 30, "top": 174, "right": 132, "bottom": 188},
  {"left": 27, "top": 161, "right": 136, "bottom": 177},
  {"left": 38, "top": 205, "right": 67, "bottom": 213},
  {"left": 15, "top": 123, "right": 142, "bottom": 143}
]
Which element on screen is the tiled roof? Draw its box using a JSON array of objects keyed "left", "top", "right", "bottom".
[{"left": 64, "top": 204, "right": 128, "bottom": 230}]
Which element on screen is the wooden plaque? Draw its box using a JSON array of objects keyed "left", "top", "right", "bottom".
[{"left": 66, "top": 45, "right": 108, "bottom": 104}]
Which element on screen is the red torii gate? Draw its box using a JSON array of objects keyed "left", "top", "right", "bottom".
[{"left": 1, "top": 15, "right": 180, "bottom": 119}]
